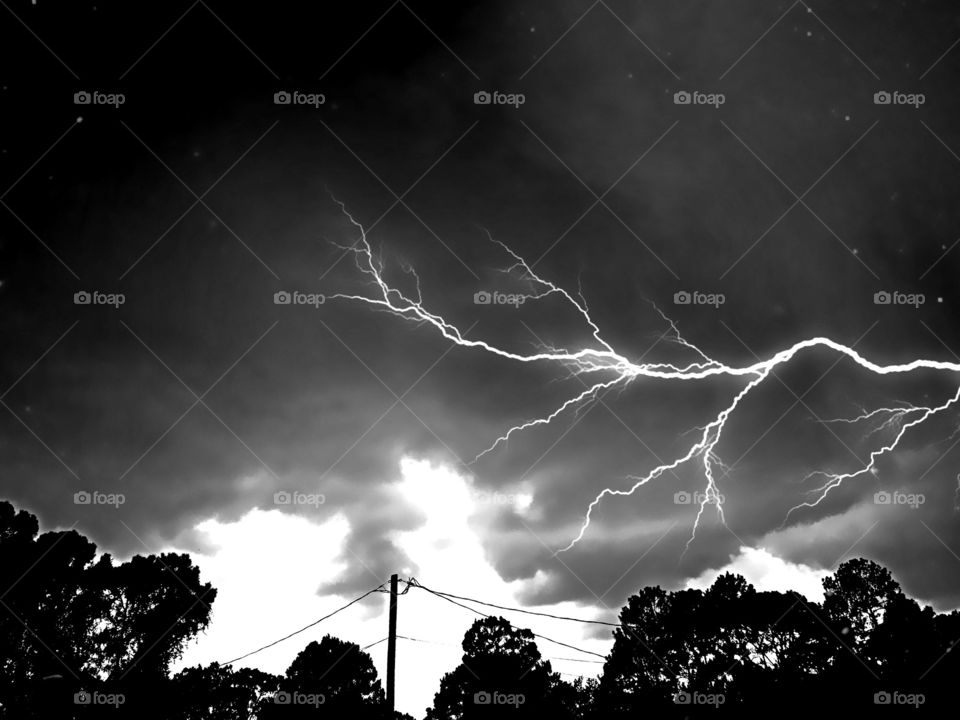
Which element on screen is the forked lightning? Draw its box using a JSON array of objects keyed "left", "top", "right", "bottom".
[{"left": 329, "top": 204, "right": 960, "bottom": 554}]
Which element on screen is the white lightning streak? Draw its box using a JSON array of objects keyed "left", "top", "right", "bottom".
[
  {"left": 474, "top": 377, "right": 628, "bottom": 461},
  {"left": 817, "top": 403, "right": 921, "bottom": 441},
  {"left": 783, "top": 387, "right": 960, "bottom": 527},
  {"left": 329, "top": 203, "right": 960, "bottom": 553}
]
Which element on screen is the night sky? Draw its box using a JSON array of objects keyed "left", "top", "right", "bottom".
[{"left": 3, "top": 0, "right": 960, "bottom": 704}]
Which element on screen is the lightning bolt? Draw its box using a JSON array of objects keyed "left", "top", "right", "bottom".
[
  {"left": 783, "top": 389, "right": 960, "bottom": 526},
  {"left": 816, "top": 403, "right": 922, "bottom": 440},
  {"left": 328, "top": 202, "right": 960, "bottom": 554}
]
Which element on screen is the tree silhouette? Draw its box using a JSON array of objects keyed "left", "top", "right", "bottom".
[
  {"left": 170, "top": 663, "right": 279, "bottom": 719},
  {"left": 593, "top": 559, "right": 960, "bottom": 717},
  {"left": 0, "top": 501, "right": 214, "bottom": 718},
  {"left": 5, "top": 496, "right": 960, "bottom": 718},
  {"left": 823, "top": 557, "right": 899, "bottom": 652},
  {"left": 425, "top": 616, "right": 579, "bottom": 720},
  {"left": 259, "top": 634, "right": 387, "bottom": 719}
]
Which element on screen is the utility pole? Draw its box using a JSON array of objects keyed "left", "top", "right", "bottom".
[{"left": 386, "top": 573, "right": 398, "bottom": 715}]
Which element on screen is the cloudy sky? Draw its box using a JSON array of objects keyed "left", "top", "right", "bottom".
[{"left": 3, "top": 0, "right": 960, "bottom": 715}]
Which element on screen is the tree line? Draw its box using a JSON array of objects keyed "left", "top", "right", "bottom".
[{"left": 1, "top": 500, "right": 957, "bottom": 718}]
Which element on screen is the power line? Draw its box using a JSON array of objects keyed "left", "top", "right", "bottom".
[
  {"left": 218, "top": 577, "right": 611, "bottom": 670},
  {"left": 396, "top": 634, "right": 603, "bottom": 665},
  {"left": 397, "top": 634, "right": 440, "bottom": 646},
  {"left": 557, "top": 671, "right": 594, "bottom": 679},
  {"left": 376, "top": 579, "right": 411, "bottom": 595},
  {"left": 410, "top": 579, "right": 607, "bottom": 660},
  {"left": 410, "top": 580, "right": 627, "bottom": 629},
  {"left": 221, "top": 582, "right": 386, "bottom": 665}
]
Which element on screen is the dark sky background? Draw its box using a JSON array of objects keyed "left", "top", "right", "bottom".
[{"left": 3, "top": 0, "right": 960, "bottom": 620}]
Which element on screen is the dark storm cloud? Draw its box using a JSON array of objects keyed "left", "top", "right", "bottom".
[
  {"left": 3, "top": 0, "right": 960, "bottom": 611},
  {"left": 1, "top": 0, "right": 499, "bottom": 590},
  {"left": 763, "top": 434, "right": 960, "bottom": 611},
  {"left": 453, "top": 0, "right": 960, "bottom": 612}
]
